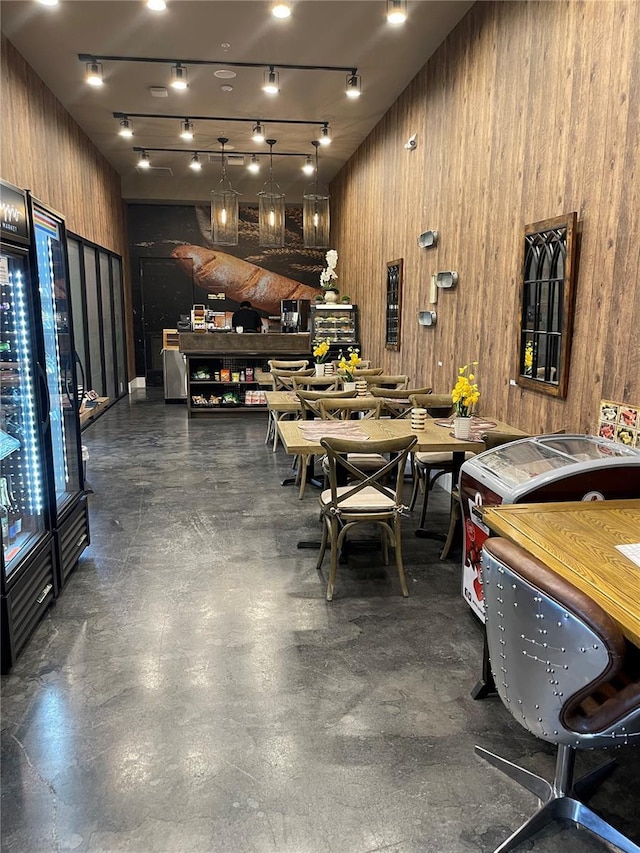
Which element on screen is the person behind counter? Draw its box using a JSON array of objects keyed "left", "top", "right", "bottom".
[{"left": 231, "top": 300, "right": 263, "bottom": 333}]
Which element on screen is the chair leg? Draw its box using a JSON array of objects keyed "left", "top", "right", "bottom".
[
  {"left": 326, "top": 517, "right": 340, "bottom": 601},
  {"left": 440, "top": 495, "right": 461, "bottom": 560},
  {"left": 492, "top": 799, "right": 558, "bottom": 853},
  {"left": 559, "top": 800, "right": 640, "bottom": 853},
  {"left": 393, "top": 517, "right": 409, "bottom": 597},
  {"left": 316, "top": 515, "right": 329, "bottom": 570},
  {"left": 475, "top": 746, "right": 553, "bottom": 802},
  {"left": 272, "top": 414, "right": 280, "bottom": 451},
  {"left": 408, "top": 459, "right": 422, "bottom": 511},
  {"left": 264, "top": 411, "right": 274, "bottom": 445},
  {"left": 298, "top": 458, "right": 309, "bottom": 500}
]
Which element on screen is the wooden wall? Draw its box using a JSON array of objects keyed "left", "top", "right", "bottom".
[
  {"left": 331, "top": 0, "right": 640, "bottom": 435},
  {"left": 0, "top": 36, "right": 135, "bottom": 380}
]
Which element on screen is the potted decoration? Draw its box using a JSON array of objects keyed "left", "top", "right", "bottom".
[
  {"left": 312, "top": 337, "right": 332, "bottom": 376},
  {"left": 320, "top": 249, "right": 339, "bottom": 303},
  {"left": 340, "top": 294, "right": 351, "bottom": 304},
  {"left": 337, "top": 346, "right": 362, "bottom": 390},
  {"left": 451, "top": 362, "right": 480, "bottom": 438}
]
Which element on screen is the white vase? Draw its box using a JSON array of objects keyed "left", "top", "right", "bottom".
[
  {"left": 323, "top": 289, "right": 339, "bottom": 304},
  {"left": 342, "top": 381, "right": 356, "bottom": 392},
  {"left": 315, "top": 363, "right": 325, "bottom": 377},
  {"left": 453, "top": 416, "right": 472, "bottom": 439}
]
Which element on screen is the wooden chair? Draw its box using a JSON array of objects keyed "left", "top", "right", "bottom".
[
  {"left": 292, "top": 389, "right": 357, "bottom": 498},
  {"left": 369, "top": 386, "right": 433, "bottom": 418},
  {"left": 317, "top": 434, "right": 418, "bottom": 600},
  {"left": 267, "top": 359, "right": 309, "bottom": 371},
  {"left": 363, "top": 374, "right": 410, "bottom": 390},
  {"left": 317, "top": 397, "right": 382, "bottom": 420},
  {"left": 351, "top": 367, "right": 384, "bottom": 377},
  {"left": 477, "top": 537, "right": 640, "bottom": 853},
  {"left": 291, "top": 374, "right": 341, "bottom": 392},
  {"left": 266, "top": 367, "right": 315, "bottom": 450}
]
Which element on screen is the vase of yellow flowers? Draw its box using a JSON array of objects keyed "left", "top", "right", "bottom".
[
  {"left": 451, "top": 361, "right": 480, "bottom": 439},
  {"left": 313, "top": 337, "right": 331, "bottom": 375},
  {"left": 337, "top": 346, "right": 362, "bottom": 389}
]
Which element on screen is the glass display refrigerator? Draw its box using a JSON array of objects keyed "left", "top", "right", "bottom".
[
  {"left": 310, "top": 303, "right": 359, "bottom": 359},
  {"left": 1, "top": 180, "right": 57, "bottom": 672},
  {"left": 27, "top": 193, "right": 89, "bottom": 592},
  {"left": 458, "top": 433, "right": 640, "bottom": 622}
]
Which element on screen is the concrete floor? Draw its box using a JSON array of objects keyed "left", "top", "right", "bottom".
[{"left": 1, "top": 389, "right": 639, "bottom": 853}]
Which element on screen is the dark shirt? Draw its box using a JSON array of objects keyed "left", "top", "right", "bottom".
[{"left": 231, "top": 306, "right": 262, "bottom": 332}]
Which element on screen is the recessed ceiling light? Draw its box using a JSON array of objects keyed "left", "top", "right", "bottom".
[
  {"left": 214, "top": 69, "right": 237, "bottom": 79},
  {"left": 272, "top": 2, "right": 292, "bottom": 18},
  {"left": 146, "top": 0, "right": 167, "bottom": 11}
]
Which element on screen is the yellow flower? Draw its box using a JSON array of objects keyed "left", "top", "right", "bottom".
[
  {"left": 451, "top": 362, "right": 480, "bottom": 417},
  {"left": 337, "top": 347, "right": 362, "bottom": 381},
  {"left": 312, "top": 337, "right": 331, "bottom": 363}
]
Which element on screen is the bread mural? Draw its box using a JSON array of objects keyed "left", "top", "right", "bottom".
[{"left": 172, "top": 244, "right": 318, "bottom": 315}]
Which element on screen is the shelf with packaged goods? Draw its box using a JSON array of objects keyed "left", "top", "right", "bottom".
[{"left": 180, "top": 333, "right": 311, "bottom": 419}]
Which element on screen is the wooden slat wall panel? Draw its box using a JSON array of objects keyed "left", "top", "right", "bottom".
[
  {"left": 1, "top": 36, "right": 135, "bottom": 380},
  {"left": 331, "top": 0, "right": 640, "bottom": 435}
]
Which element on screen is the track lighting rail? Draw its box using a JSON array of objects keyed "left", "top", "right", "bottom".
[
  {"left": 79, "top": 53, "right": 356, "bottom": 75},
  {"left": 114, "top": 112, "right": 328, "bottom": 127}
]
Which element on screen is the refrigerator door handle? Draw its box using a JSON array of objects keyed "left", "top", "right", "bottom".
[{"left": 37, "top": 361, "right": 51, "bottom": 433}]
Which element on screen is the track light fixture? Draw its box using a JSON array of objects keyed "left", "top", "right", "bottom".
[
  {"left": 258, "top": 140, "right": 285, "bottom": 247},
  {"left": 85, "top": 61, "right": 104, "bottom": 87},
  {"left": 248, "top": 154, "right": 261, "bottom": 174},
  {"left": 262, "top": 67, "right": 280, "bottom": 95},
  {"left": 252, "top": 122, "right": 266, "bottom": 143},
  {"left": 146, "top": 0, "right": 167, "bottom": 10},
  {"left": 170, "top": 63, "right": 188, "bottom": 90},
  {"left": 386, "top": 0, "right": 408, "bottom": 24},
  {"left": 211, "top": 137, "right": 240, "bottom": 246},
  {"left": 303, "top": 140, "right": 330, "bottom": 248},
  {"left": 318, "top": 123, "right": 331, "bottom": 146},
  {"left": 189, "top": 152, "right": 202, "bottom": 172},
  {"left": 37, "top": 0, "right": 59, "bottom": 6},
  {"left": 118, "top": 117, "right": 134, "bottom": 137},
  {"left": 346, "top": 72, "right": 362, "bottom": 99},
  {"left": 137, "top": 150, "right": 151, "bottom": 169},
  {"left": 180, "top": 119, "right": 194, "bottom": 140},
  {"left": 271, "top": 2, "right": 292, "bottom": 18},
  {"left": 302, "top": 156, "right": 314, "bottom": 176}
]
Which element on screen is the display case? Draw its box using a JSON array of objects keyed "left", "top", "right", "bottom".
[
  {"left": 458, "top": 434, "right": 640, "bottom": 622},
  {"left": 180, "top": 332, "right": 311, "bottom": 418},
  {"left": 310, "top": 304, "right": 359, "bottom": 357}
]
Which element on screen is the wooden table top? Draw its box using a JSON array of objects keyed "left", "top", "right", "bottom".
[
  {"left": 265, "top": 390, "right": 301, "bottom": 413},
  {"left": 277, "top": 416, "right": 526, "bottom": 456},
  {"left": 483, "top": 499, "right": 640, "bottom": 646}
]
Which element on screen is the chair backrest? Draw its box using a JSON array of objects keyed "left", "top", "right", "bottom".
[
  {"left": 369, "top": 386, "right": 434, "bottom": 418},
  {"left": 351, "top": 367, "right": 384, "bottom": 377},
  {"left": 481, "top": 538, "right": 637, "bottom": 748},
  {"left": 364, "top": 374, "right": 410, "bottom": 390},
  {"left": 331, "top": 360, "right": 374, "bottom": 372},
  {"left": 270, "top": 367, "right": 315, "bottom": 391},
  {"left": 318, "top": 397, "right": 382, "bottom": 420},
  {"left": 296, "top": 388, "right": 356, "bottom": 419},
  {"left": 481, "top": 431, "right": 528, "bottom": 451},
  {"left": 268, "top": 359, "right": 309, "bottom": 371},
  {"left": 320, "top": 434, "right": 417, "bottom": 511},
  {"left": 292, "top": 374, "right": 341, "bottom": 392},
  {"left": 409, "top": 393, "right": 453, "bottom": 418}
]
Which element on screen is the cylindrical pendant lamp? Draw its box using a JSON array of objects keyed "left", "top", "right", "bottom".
[
  {"left": 258, "top": 140, "right": 285, "bottom": 247},
  {"left": 303, "top": 141, "right": 330, "bottom": 248},
  {"left": 211, "top": 137, "right": 240, "bottom": 246}
]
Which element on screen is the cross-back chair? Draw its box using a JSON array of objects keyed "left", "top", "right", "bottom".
[
  {"left": 317, "top": 434, "right": 418, "bottom": 601},
  {"left": 267, "top": 359, "right": 309, "bottom": 371},
  {"left": 369, "top": 386, "right": 433, "bottom": 418},
  {"left": 478, "top": 537, "right": 640, "bottom": 853},
  {"left": 291, "top": 374, "right": 342, "bottom": 393},
  {"left": 266, "top": 367, "right": 315, "bottom": 450},
  {"left": 351, "top": 367, "right": 384, "bottom": 378},
  {"left": 364, "top": 374, "right": 410, "bottom": 390},
  {"left": 318, "top": 397, "right": 383, "bottom": 420}
]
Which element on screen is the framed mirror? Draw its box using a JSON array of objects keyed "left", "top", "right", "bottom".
[
  {"left": 385, "top": 258, "right": 403, "bottom": 351},
  {"left": 516, "top": 212, "right": 578, "bottom": 398}
]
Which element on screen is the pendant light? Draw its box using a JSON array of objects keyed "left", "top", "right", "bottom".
[
  {"left": 303, "top": 141, "right": 330, "bottom": 248},
  {"left": 210, "top": 137, "right": 240, "bottom": 246},
  {"left": 258, "top": 140, "right": 285, "bottom": 247}
]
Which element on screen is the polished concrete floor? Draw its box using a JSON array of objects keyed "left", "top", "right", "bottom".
[{"left": 2, "top": 390, "right": 639, "bottom": 853}]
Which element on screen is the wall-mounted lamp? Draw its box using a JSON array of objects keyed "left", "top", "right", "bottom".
[
  {"left": 418, "top": 230, "right": 438, "bottom": 248},
  {"left": 170, "top": 63, "right": 188, "bottom": 90},
  {"left": 436, "top": 271, "right": 458, "bottom": 289},
  {"left": 85, "top": 61, "right": 104, "bottom": 87},
  {"left": 418, "top": 310, "right": 437, "bottom": 327}
]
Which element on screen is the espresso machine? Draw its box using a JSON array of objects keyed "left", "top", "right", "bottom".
[{"left": 280, "top": 299, "right": 310, "bottom": 333}]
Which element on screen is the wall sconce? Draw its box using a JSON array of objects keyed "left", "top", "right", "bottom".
[
  {"left": 418, "top": 310, "right": 437, "bottom": 327},
  {"left": 417, "top": 230, "right": 438, "bottom": 248},
  {"left": 436, "top": 271, "right": 458, "bottom": 289}
]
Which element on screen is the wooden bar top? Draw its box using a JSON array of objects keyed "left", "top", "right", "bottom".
[
  {"left": 179, "top": 332, "right": 311, "bottom": 355},
  {"left": 483, "top": 499, "right": 640, "bottom": 646}
]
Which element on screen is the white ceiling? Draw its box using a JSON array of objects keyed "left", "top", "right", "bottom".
[{"left": 1, "top": 0, "right": 473, "bottom": 204}]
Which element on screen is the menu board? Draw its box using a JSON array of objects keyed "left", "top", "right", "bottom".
[{"left": 597, "top": 399, "right": 640, "bottom": 448}]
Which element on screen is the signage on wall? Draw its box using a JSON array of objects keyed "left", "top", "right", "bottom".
[
  {"left": 0, "top": 180, "right": 30, "bottom": 246},
  {"left": 596, "top": 399, "right": 640, "bottom": 449}
]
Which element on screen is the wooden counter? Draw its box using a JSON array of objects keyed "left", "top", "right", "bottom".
[{"left": 179, "top": 332, "right": 311, "bottom": 356}]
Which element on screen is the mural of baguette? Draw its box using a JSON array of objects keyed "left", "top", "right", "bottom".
[{"left": 172, "top": 244, "right": 318, "bottom": 316}]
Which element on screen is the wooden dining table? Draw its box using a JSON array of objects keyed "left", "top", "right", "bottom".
[
  {"left": 277, "top": 415, "right": 527, "bottom": 535},
  {"left": 483, "top": 499, "right": 640, "bottom": 647}
]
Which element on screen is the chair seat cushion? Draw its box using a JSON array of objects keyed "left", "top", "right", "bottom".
[
  {"left": 320, "top": 485, "right": 396, "bottom": 511},
  {"left": 415, "top": 451, "right": 475, "bottom": 465}
]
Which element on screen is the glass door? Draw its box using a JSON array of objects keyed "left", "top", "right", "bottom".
[
  {"left": 30, "top": 201, "right": 82, "bottom": 516},
  {"left": 0, "top": 244, "right": 48, "bottom": 583}
]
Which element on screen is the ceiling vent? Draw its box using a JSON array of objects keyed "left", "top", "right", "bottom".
[
  {"left": 149, "top": 86, "right": 168, "bottom": 98},
  {"left": 208, "top": 153, "right": 245, "bottom": 166},
  {"left": 136, "top": 166, "right": 174, "bottom": 176}
]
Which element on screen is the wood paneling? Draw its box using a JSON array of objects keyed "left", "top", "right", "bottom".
[
  {"left": 330, "top": 1, "right": 640, "bottom": 436},
  {"left": 0, "top": 36, "right": 134, "bottom": 380}
]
